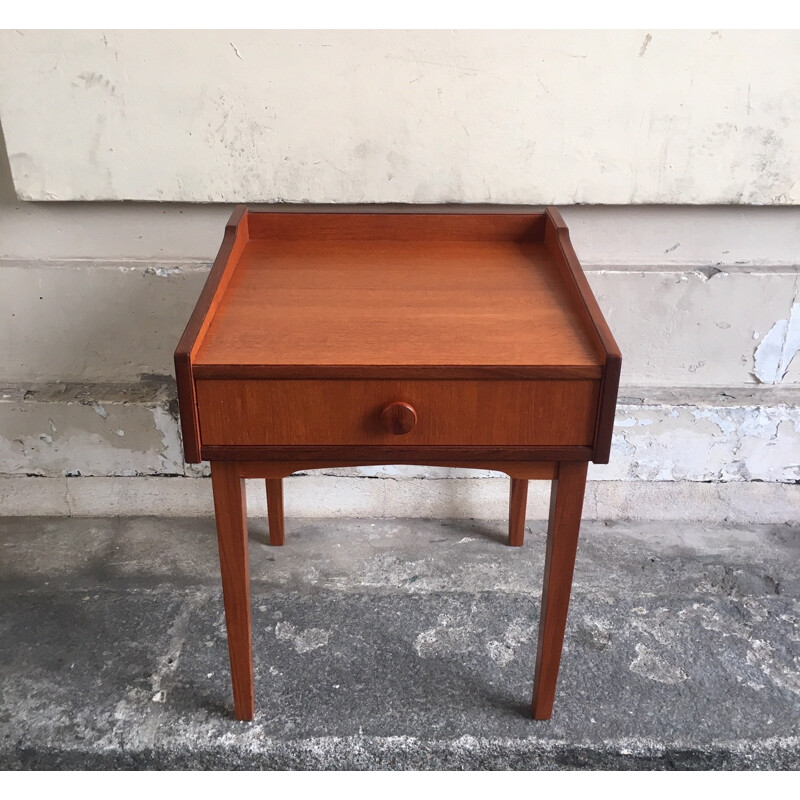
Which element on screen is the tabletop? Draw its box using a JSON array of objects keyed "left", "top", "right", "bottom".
[
  {"left": 192, "top": 212, "right": 604, "bottom": 378},
  {"left": 176, "top": 208, "right": 620, "bottom": 462}
]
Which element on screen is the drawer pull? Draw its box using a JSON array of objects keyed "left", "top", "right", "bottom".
[{"left": 380, "top": 402, "right": 417, "bottom": 435}]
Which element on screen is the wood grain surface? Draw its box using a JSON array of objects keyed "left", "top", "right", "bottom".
[
  {"left": 265, "top": 478, "right": 285, "bottom": 546},
  {"left": 246, "top": 211, "right": 547, "bottom": 242},
  {"left": 508, "top": 477, "right": 529, "bottom": 547},
  {"left": 180, "top": 209, "right": 621, "bottom": 722},
  {"left": 234, "top": 460, "right": 558, "bottom": 480},
  {"left": 380, "top": 401, "right": 418, "bottom": 435},
  {"left": 196, "top": 379, "right": 599, "bottom": 447},
  {"left": 174, "top": 205, "right": 249, "bottom": 461},
  {"left": 194, "top": 237, "right": 601, "bottom": 373},
  {"left": 210, "top": 460, "right": 254, "bottom": 721},
  {"left": 531, "top": 460, "right": 589, "bottom": 719},
  {"left": 545, "top": 208, "right": 621, "bottom": 463},
  {"left": 201, "top": 444, "right": 593, "bottom": 462}
]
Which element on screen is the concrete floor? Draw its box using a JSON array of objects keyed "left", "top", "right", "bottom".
[{"left": 0, "top": 515, "right": 798, "bottom": 770}]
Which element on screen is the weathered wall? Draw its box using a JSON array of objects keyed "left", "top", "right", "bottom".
[
  {"left": 2, "top": 202, "right": 798, "bottom": 387},
  {"left": 0, "top": 31, "right": 798, "bottom": 520},
  {"left": 1, "top": 30, "right": 799, "bottom": 204},
  {"left": 2, "top": 200, "right": 797, "bottom": 518}
]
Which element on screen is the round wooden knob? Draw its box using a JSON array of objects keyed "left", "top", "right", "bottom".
[{"left": 380, "top": 402, "right": 417, "bottom": 435}]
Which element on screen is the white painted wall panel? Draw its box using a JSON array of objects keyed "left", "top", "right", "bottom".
[
  {"left": 1, "top": 30, "right": 799, "bottom": 203},
  {"left": 2, "top": 263, "right": 797, "bottom": 385},
  {"left": 4, "top": 387, "right": 797, "bottom": 484},
  {"left": 1, "top": 202, "right": 799, "bottom": 267},
  {"left": 591, "top": 270, "right": 800, "bottom": 387}
]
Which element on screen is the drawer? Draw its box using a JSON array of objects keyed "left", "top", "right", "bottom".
[{"left": 196, "top": 379, "right": 599, "bottom": 447}]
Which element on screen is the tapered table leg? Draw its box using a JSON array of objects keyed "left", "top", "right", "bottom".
[
  {"left": 211, "top": 461, "right": 255, "bottom": 721},
  {"left": 508, "top": 477, "right": 528, "bottom": 547},
  {"left": 531, "top": 460, "right": 588, "bottom": 720},
  {"left": 265, "top": 478, "right": 285, "bottom": 546}
]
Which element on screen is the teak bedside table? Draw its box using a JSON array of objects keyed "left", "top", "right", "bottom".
[{"left": 175, "top": 207, "right": 621, "bottom": 722}]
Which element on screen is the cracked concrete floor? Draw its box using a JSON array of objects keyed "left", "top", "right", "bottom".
[{"left": 0, "top": 516, "right": 798, "bottom": 769}]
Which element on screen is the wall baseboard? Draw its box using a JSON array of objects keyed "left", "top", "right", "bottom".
[{"left": 1, "top": 475, "right": 796, "bottom": 525}]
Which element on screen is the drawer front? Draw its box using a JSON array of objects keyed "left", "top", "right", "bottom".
[{"left": 196, "top": 379, "right": 599, "bottom": 447}]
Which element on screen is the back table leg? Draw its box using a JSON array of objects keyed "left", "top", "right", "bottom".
[
  {"left": 211, "top": 461, "right": 255, "bottom": 721},
  {"left": 508, "top": 477, "right": 528, "bottom": 547},
  {"left": 265, "top": 478, "right": 285, "bottom": 546},
  {"left": 531, "top": 460, "right": 588, "bottom": 720}
]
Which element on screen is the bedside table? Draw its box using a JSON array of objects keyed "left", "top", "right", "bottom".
[{"left": 175, "top": 207, "right": 621, "bottom": 722}]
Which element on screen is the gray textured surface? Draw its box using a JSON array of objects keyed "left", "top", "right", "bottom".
[{"left": 0, "top": 516, "right": 798, "bottom": 770}]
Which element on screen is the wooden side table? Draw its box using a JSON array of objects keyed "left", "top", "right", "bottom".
[{"left": 175, "top": 208, "right": 621, "bottom": 721}]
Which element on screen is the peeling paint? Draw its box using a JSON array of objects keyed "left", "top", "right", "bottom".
[
  {"left": 144, "top": 265, "right": 184, "bottom": 277},
  {"left": 694, "top": 266, "right": 728, "bottom": 281},
  {"left": 151, "top": 404, "right": 186, "bottom": 474},
  {"left": 754, "top": 302, "right": 800, "bottom": 383},
  {"left": 0, "top": 381, "right": 186, "bottom": 478},
  {"left": 3, "top": 383, "right": 799, "bottom": 485},
  {"left": 603, "top": 401, "right": 800, "bottom": 484}
]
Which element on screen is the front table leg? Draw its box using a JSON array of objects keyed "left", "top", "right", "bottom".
[
  {"left": 211, "top": 461, "right": 255, "bottom": 721},
  {"left": 531, "top": 460, "right": 589, "bottom": 720}
]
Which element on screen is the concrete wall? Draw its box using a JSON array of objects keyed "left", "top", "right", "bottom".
[
  {"left": 2, "top": 30, "right": 800, "bottom": 204},
  {"left": 0, "top": 31, "right": 798, "bottom": 521}
]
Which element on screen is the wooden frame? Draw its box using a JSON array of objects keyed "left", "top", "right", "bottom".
[{"left": 174, "top": 207, "right": 621, "bottom": 722}]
